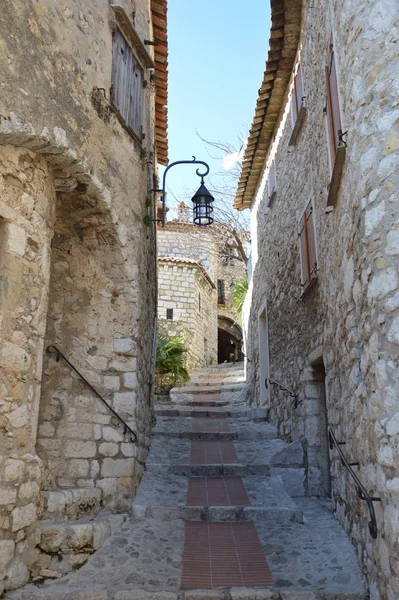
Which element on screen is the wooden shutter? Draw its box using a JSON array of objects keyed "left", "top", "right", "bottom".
[
  {"left": 111, "top": 28, "right": 144, "bottom": 139},
  {"left": 325, "top": 47, "right": 342, "bottom": 164},
  {"left": 292, "top": 64, "right": 304, "bottom": 123},
  {"left": 299, "top": 201, "right": 318, "bottom": 291},
  {"left": 299, "top": 213, "right": 310, "bottom": 289},
  {"left": 305, "top": 202, "right": 317, "bottom": 280},
  {"left": 268, "top": 161, "right": 276, "bottom": 202}
]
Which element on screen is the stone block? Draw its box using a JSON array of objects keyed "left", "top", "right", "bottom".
[
  {"left": 5, "top": 458, "right": 25, "bottom": 481},
  {"left": 68, "top": 523, "right": 93, "bottom": 549},
  {"left": 102, "top": 426, "right": 124, "bottom": 442},
  {"left": 270, "top": 440, "right": 304, "bottom": 467},
  {"left": 0, "top": 341, "right": 31, "bottom": 373},
  {"left": 114, "top": 391, "right": 136, "bottom": 414},
  {"left": 7, "top": 223, "right": 27, "bottom": 256},
  {"left": 0, "top": 488, "right": 17, "bottom": 505},
  {"left": 386, "top": 412, "right": 399, "bottom": 436},
  {"left": 5, "top": 559, "right": 29, "bottom": 591},
  {"left": 99, "top": 442, "right": 119, "bottom": 456},
  {"left": 67, "top": 459, "right": 90, "bottom": 478},
  {"left": 58, "top": 422, "right": 93, "bottom": 440},
  {"left": 109, "top": 358, "right": 137, "bottom": 372},
  {"left": 0, "top": 539, "right": 14, "bottom": 571},
  {"left": 39, "top": 525, "right": 67, "bottom": 552},
  {"left": 7, "top": 404, "right": 29, "bottom": 428},
  {"left": 104, "top": 376, "right": 120, "bottom": 391},
  {"left": 96, "top": 477, "right": 118, "bottom": 496},
  {"left": 123, "top": 371, "right": 138, "bottom": 389},
  {"left": 121, "top": 442, "right": 135, "bottom": 457},
  {"left": 271, "top": 468, "right": 306, "bottom": 497},
  {"left": 113, "top": 338, "right": 137, "bottom": 356},
  {"left": 12, "top": 503, "right": 37, "bottom": 531},
  {"left": 64, "top": 441, "right": 96, "bottom": 458},
  {"left": 101, "top": 458, "right": 135, "bottom": 478},
  {"left": 18, "top": 481, "right": 40, "bottom": 501}
]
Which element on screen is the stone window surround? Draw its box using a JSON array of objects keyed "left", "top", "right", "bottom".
[{"left": 298, "top": 199, "right": 318, "bottom": 296}]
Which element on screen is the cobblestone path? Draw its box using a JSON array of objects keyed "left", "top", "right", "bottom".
[{"left": 8, "top": 364, "right": 368, "bottom": 600}]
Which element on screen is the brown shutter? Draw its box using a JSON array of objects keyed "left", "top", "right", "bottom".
[
  {"left": 295, "top": 64, "right": 304, "bottom": 112},
  {"left": 329, "top": 51, "right": 342, "bottom": 148},
  {"left": 299, "top": 213, "right": 310, "bottom": 289},
  {"left": 305, "top": 202, "right": 317, "bottom": 280},
  {"left": 268, "top": 161, "right": 276, "bottom": 201}
]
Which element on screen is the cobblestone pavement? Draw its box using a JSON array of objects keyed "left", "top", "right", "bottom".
[{"left": 7, "top": 364, "right": 368, "bottom": 600}]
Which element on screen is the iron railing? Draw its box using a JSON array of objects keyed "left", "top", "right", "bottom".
[
  {"left": 328, "top": 427, "right": 380, "bottom": 539},
  {"left": 265, "top": 377, "right": 300, "bottom": 408},
  {"left": 47, "top": 345, "right": 137, "bottom": 444}
]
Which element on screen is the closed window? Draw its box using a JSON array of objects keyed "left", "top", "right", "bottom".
[
  {"left": 217, "top": 280, "right": 225, "bottom": 305},
  {"left": 299, "top": 201, "right": 318, "bottom": 292},
  {"left": 267, "top": 161, "right": 277, "bottom": 205},
  {"left": 325, "top": 43, "right": 343, "bottom": 167},
  {"left": 166, "top": 308, "right": 173, "bottom": 320},
  {"left": 291, "top": 63, "right": 304, "bottom": 125},
  {"left": 111, "top": 28, "right": 144, "bottom": 140}
]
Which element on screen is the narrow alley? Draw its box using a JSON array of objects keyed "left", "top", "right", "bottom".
[{"left": 8, "top": 364, "right": 367, "bottom": 599}]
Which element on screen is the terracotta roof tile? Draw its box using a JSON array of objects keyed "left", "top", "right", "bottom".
[
  {"left": 234, "top": 0, "right": 302, "bottom": 210},
  {"left": 151, "top": 0, "right": 168, "bottom": 166}
]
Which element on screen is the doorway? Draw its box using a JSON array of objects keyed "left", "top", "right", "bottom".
[
  {"left": 305, "top": 357, "right": 331, "bottom": 497},
  {"left": 258, "top": 304, "right": 270, "bottom": 406}
]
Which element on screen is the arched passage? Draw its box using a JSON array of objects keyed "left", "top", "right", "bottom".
[{"left": 218, "top": 316, "right": 242, "bottom": 364}]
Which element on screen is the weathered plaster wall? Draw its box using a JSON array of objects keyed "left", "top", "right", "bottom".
[
  {"left": 0, "top": 0, "right": 158, "bottom": 592},
  {"left": 243, "top": 0, "right": 399, "bottom": 597},
  {"left": 158, "top": 262, "right": 217, "bottom": 369}
]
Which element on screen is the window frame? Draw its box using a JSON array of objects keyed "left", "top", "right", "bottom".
[
  {"left": 166, "top": 308, "right": 173, "bottom": 320},
  {"left": 217, "top": 279, "right": 226, "bottom": 305},
  {"left": 289, "top": 63, "right": 307, "bottom": 146}
]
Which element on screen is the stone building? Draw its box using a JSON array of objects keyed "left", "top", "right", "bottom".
[
  {"left": 235, "top": 0, "right": 398, "bottom": 597},
  {"left": 0, "top": 0, "right": 168, "bottom": 592},
  {"left": 157, "top": 203, "right": 247, "bottom": 368}
]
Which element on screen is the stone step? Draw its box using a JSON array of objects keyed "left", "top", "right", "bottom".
[
  {"left": 146, "top": 437, "right": 289, "bottom": 468},
  {"left": 180, "top": 400, "right": 229, "bottom": 407},
  {"left": 153, "top": 416, "right": 278, "bottom": 440},
  {"left": 34, "top": 513, "right": 127, "bottom": 579},
  {"left": 8, "top": 501, "right": 368, "bottom": 599},
  {"left": 155, "top": 405, "right": 267, "bottom": 419},
  {"left": 41, "top": 487, "right": 103, "bottom": 520},
  {"left": 6, "top": 586, "right": 369, "bottom": 600},
  {"left": 132, "top": 473, "right": 303, "bottom": 523},
  {"left": 171, "top": 383, "right": 245, "bottom": 396}
]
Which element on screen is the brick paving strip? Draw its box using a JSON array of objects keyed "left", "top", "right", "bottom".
[
  {"left": 192, "top": 417, "right": 230, "bottom": 433},
  {"left": 187, "top": 476, "right": 251, "bottom": 506},
  {"left": 181, "top": 521, "right": 274, "bottom": 589},
  {"left": 190, "top": 440, "right": 239, "bottom": 464}
]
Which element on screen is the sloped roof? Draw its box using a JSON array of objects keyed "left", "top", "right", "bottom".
[
  {"left": 234, "top": 0, "right": 302, "bottom": 210},
  {"left": 151, "top": 0, "right": 168, "bottom": 166}
]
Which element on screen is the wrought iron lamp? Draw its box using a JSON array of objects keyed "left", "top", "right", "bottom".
[{"left": 153, "top": 157, "right": 214, "bottom": 227}]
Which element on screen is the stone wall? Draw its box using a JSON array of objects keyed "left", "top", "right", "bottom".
[
  {"left": 243, "top": 0, "right": 399, "bottom": 597},
  {"left": 158, "top": 261, "right": 217, "bottom": 369},
  {"left": 0, "top": 0, "right": 159, "bottom": 592}
]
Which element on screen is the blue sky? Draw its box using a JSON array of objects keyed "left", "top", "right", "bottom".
[{"left": 161, "top": 0, "right": 270, "bottom": 215}]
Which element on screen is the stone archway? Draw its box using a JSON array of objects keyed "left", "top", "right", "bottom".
[{"left": 218, "top": 316, "right": 242, "bottom": 364}]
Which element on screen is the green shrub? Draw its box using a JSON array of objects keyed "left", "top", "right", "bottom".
[
  {"left": 231, "top": 279, "right": 249, "bottom": 313},
  {"left": 155, "top": 334, "right": 189, "bottom": 390}
]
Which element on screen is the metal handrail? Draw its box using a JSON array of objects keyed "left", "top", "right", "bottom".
[
  {"left": 328, "top": 427, "right": 380, "bottom": 539},
  {"left": 265, "top": 377, "right": 300, "bottom": 408},
  {"left": 47, "top": 345, "right": 137, "bottom": 444}
]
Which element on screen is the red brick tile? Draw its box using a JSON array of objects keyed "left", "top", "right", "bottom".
[
  {"left": 181, "top": 522, "right": 274, "bottom": 589},
  {"left": 192, "top": 418, "right": 230, "bottom": 433},
  {"left": 187, "top": 477, "right": 250, "bottom": 506},
  {"left": 190, "top": 441, "right": 239, "bottom": 465}
]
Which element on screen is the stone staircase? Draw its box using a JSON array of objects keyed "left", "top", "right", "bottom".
[
  {"left": 7, "top": 364, "right": 368, "bottom": 599},
  {"left": 32, "top": 487, "right": 127, "bottom": 579}
]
